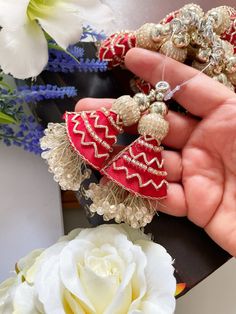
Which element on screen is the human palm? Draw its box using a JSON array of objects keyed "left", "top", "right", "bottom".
[{"left": 76, "top": 48, "right": 236, "bottom": 256}]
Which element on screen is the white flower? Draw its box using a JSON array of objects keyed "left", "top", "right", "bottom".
[
  {"left": 0, "top": 225, "right": 176, "bottom": 313},
  {"left": 0, "top": 0, "right": 114, "bottom": 79}
]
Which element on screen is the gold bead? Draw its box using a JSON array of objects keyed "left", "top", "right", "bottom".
[
  {"left": 225, "top": 56, "right": 236, "bottom": 74},
  {"left": 112, "top": 96, "right": 141, "bottom": 126},
  {"left": 173, "top": 32, "right": 190, "bottom": 48},
  {"left": 160, "top": 40, "right": 187, "bottom": 63},
  {"left": 136, "top": 23, "right": 164, "bottom": 50},
  {"left": 151, "top": 23, "right": 170, "bottom": 43},
  {"left": 138, "top": 113, "right": 169, "bottom": 142},
  {"left": 227, "top": 72, "right": 236, "bottom": 85},
  {"left": 179, "top": 3, "right": 204, "bottom": 16},
  {"left": 196, "top": 47, "right": 212, "bottom": 63},
  {"left": 207, "top": 7, "right": 231, "bottom": 35},
  {"left": 213, "top": 73, "right": 235, "bottom": 90},
  {"left": 133, "top": 93, "right": 150, "bottom": 112},
  {"left": 149, "top": 102, "right": 168, "bottom": 116}
]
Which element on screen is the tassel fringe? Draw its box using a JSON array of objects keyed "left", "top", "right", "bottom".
[
  {"left": 40, "top": 123, "right": 91, "bottom": 191},
  {"left": 87, "top": 181, "right": 157, "bottom": 228}
]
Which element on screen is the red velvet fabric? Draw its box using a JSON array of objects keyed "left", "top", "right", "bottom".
[
  {"left": 66, "top": 111, "right": 121, "bottom": 170},
  {"left": 102, "top": 136, "right": 168, "bottom": 199},
  {"left": 99, "top": 32, "right": 137, "bottom": 68}
]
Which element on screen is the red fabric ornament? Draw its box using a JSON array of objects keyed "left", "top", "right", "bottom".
[
  {"left": 99, "top": 31, "right": 136, "bottom": 68},
  {"left": 131, "top": 77, "right": 153, "bottom": 94},
  {"left": 102, "top": 135, "right": 168, "bottom": 200},
  {"left": 66, "top": 110, "right": 122, "bottom": 170}
]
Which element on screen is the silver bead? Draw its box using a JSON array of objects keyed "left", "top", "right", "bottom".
[
  {"left": 155, "top": 92, "right": 165, "bottom": 101},
  {"left": 133, "top": 93, "right": 150, "bottom": 112},
  {"left": 149, "top": 102, "right": 168, "bottom": 116},
  {"left": 155, "top": 81, "right": 170, "bottom": 93}
]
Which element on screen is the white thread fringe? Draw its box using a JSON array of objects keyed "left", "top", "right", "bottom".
[
  {"left": 87, "top": 181, "right": 157, "bottom": 228},
  {"left": 40, "top": 123, "right": 91, "bottom": 191}
]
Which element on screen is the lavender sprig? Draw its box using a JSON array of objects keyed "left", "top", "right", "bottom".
[
  {"left": 0, "top": 115, "right": 44, "bottom": 155},
  {"left": 16, "top": 85, "right": 77, "bottom": 103},
  {"left": 47, "top": 56, "right": 108, "bottom": 73}
]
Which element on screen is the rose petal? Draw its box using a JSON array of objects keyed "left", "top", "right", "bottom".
[
  {"left": 35, "top": 1, "right": 83, "bottom": 49},
  {"left": 60, "top": 239, "right": 95, "bottom": 312},
  {"left": 0, "top": 0, "right": 29, "bottom": 28},
  {"left": 35, "top": 256, "right": 65, "bottom": 314},
  {"left": 26, "top": 242, "right": 66, "bottom": 284},
  {"left": 13, "top": 282, "right": 41, "bottom": 314},
  {"left": 136, "top": 240, "right": 176, "bottom": 314},
  {"left": 17, "top": 249, "right": 44, "bottom": 277},
  {"left": 58, "top": 228, "right": 82, "bottom": 243},
  {"left": 79, "top": 265, "right": 120, "bottom": 313},
  {"left": 0, "top": 277, "right": 18, "bottom": 313},
  {"left": 0, "top": 21, "right": 48, "bottom": 79}
]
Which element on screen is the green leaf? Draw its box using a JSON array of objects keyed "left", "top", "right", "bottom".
[{"left": 0, "top": 111, "right": 16, "bottom": 124}]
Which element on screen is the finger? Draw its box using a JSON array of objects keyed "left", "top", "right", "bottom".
[
  {"left": 162, "top": 150, "right": 182, "bottom": 182},
  {"left": 164, "top": 111, "right": 198, "bottom": 149},
  {"left": 75, "top": 98, "right": 199, "bottom": 149},
  {"left": 75, "top": 98, "right": 113, "bottom": 112},
  {"left": 125, "top": 48, "right": 236, "bottom": 117},
  {"left": 158, "top": 183, "right": 187, "bottom": 217}
]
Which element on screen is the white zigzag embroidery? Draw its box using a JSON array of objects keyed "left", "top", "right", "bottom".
[
  {"left": 128, "top": 147, "right": 164, "bottom": 168},
  {"left": 69, "top": 113, "right": 109, "bottom": 159},
  {"left": 90, "top": 112, "right": 117, "bottom": 141},
  {"left": 113, "top": 163, "right": 168, "bottom": 190}
]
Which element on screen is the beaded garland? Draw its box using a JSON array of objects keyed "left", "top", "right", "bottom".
[{"left": 99, "top": 4, "right": 236, "bottom": 93}]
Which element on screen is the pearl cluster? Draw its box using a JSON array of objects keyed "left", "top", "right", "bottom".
[
  {"left": 40, "top": 123, "right": 91, "bottom": 191},
  {"left": 87, "top": 182, "right": 157, "bottom": 229},
  {"left": 135, "top": 4, "right": 236, "bottom": 90}
]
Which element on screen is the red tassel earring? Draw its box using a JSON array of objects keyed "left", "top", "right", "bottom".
[
  {"left": 40, "top": 93, "right": 152, "bottom": 191},
  {"left": 86, "top": 81, "right": 170, "bottom": 228}
]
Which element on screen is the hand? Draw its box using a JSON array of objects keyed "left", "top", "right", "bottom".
[{"left": 75, "top": 48, "right": 236, "bottom": 257}]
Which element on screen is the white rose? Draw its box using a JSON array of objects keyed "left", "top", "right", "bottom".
[{"left": 1, "top": 224, "right": 176, "bottom": 314}]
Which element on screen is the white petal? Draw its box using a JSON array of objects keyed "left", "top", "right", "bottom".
[
  {"left": 35, "top": 256, "right": 65, "bottom": 314},
  {"left": 36, "top": 2, "right": 83, "bottom": 49},
  {"left": 26, "top": 242, "right": 66, "bottom": 284},
  {"left": 137, "top": 240, "right": 176, "bottom": 314},
  {"left": 13, "top": 282, "right": 41, "bottom": 314},
  {"left": 17, "top": 249, "right": 44, "bottom": 277},
  {"left": 66, "top": 0, "right": 114, "bottom": 28},
  {"left": 0, "top": 277, "right": 19, "bottom": 313},
  {"left": 58, "top": 228, "right": 82, "bottom": 242},
  {"left": 0, "top": 0, "right": 29, "bottom": 28},
  {"left": 0, "top": 21, "right": 48, "bottom": 79},
  {"left": 59, "top": 239, "right": 95, "bottom": 312},
  {"left": 80, "top": 265, "right": 119, "bottom": 313}
]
